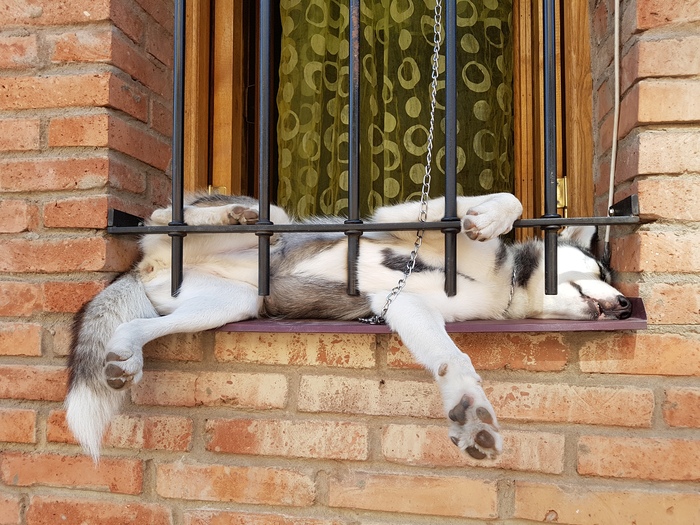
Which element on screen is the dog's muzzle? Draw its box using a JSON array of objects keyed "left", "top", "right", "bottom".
[{"left": 601, "top": 295, "right": 633, "bottom": 320}]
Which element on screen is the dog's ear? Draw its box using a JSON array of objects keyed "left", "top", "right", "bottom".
[{"left": 559, "top": 225, "right": 597, "bottom": 250}]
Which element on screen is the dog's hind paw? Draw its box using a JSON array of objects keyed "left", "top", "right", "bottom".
[
  {"left": 447, "top": 394, "right": 502, "bottom": 459},
  {"left": 103, "top": 350, "right": 143, "bottom": 390},
  {"left": 226, "top": 204, "right": 259, "bottom": 225}
]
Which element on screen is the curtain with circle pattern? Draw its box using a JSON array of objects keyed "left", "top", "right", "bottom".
[{"left": 276, "top": 0, "right": 513, "bottom": 217}]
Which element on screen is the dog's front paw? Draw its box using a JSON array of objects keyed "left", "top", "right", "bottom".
[
  {"left": 225, "top": 204, "right": 259, "bottom": 225},
  {"left": 447, "top": 393, "right": 502, "bottom": 459},
  {"left": 438, "top": 361, "right": 502, "bottom": 459}
]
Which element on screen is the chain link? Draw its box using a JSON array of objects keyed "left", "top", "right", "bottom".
[{"left": 361, "top": 0, "right": 443, "bottom": 325}]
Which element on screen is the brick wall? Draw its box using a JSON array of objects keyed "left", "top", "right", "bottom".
[{"left": 0, "top": 1, "right": 699, "bottom": 524}]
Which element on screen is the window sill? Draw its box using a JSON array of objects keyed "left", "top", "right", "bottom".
[{"left": 217, "top": 298, "right": 647, "bottom": 334}]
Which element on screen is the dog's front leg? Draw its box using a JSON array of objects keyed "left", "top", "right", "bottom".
[{"left": 377, "top": 294, "right": 503, "bottom": 460}]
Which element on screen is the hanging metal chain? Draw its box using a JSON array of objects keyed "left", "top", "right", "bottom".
[{"left": 361, "top": 0, "right": 443, "bottom": 325}]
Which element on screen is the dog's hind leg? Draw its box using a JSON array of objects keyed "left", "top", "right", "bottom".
[
  {"left": 104, "top": 273, "right": 261, "bottom": 390},
  {"left": 376, "top": 293, "right": 503, "bottom": 460}
]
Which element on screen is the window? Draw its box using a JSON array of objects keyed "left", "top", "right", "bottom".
[
  {"left": 107, "top": 0, "right": 645, "bottom": 331},
  {"left": 181, "top": 0, "right": 594, "bottom": 226}
]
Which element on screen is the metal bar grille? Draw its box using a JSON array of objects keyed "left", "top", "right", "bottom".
[
  {"left": 169, "top": 0, "right": 187, "bottom": 296},
  {"left": 542, "top": 0, "right": 560, "bottom": 295},
  {"left": 345, "top": 0, "right": 362, "bottom": 296},
  {"left": 124, "top": 0, "right": 641, "bottom": 300}
]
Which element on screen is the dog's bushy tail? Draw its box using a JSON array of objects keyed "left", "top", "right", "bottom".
[{"left": 65, "top": 272, "right": 158, "bottom": 461}]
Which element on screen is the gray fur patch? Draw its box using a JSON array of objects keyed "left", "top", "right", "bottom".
[
  {"left": 513, "top": 241, "right": 542, "bottom": 288},
  {"left": 381, "top": 248, "right": 434, "bottom": 273},
  {"left": 188, "top": 194, "right": 258, "bottom": 207},
  {"left": 494, "top": 242, "right": 508, "bottom": 271},
  {"left": 262, "top": 275, "right": 371, "bottom": 320},
  {"left": 262, "top": 230, "right": 371, "bottom": 320}
]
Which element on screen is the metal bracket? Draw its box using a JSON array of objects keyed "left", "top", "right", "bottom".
[
  {"left": 556, "top": 177, "right": 568, "bottom": 209},
  {"left": 609, "top": 194, "right": 639, "bottom": 217},
  {"left": 108, "top": 209, "right": 144, "bottom": 228}
]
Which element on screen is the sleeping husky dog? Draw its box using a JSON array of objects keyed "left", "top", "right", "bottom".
[{"left": 66, "top": 193, "right": 632, "bottom": 461}]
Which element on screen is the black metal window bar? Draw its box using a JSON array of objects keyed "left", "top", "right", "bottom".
[{"left": 109, "top": 0, "right": 640, "bottom": 300}]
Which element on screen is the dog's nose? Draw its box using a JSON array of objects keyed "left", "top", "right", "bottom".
[{"left": 616, "top": 295, "right": 632, "bottom": 319}]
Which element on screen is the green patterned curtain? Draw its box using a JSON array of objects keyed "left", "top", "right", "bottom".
[{"left": 276, "top": 0, "right": 513, "bottom": 217}]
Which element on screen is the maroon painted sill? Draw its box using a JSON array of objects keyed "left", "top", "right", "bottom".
[{"left": 217, "top": 297, "right": 647, "bottom": 334}]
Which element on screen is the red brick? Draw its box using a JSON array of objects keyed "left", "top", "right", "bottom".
[
  {"left": 0, "top": 73, "right": 111, "bottom": 110},
  {"left": 618, "top": 80, "right": 700, "bottom": 139},
  {"left": 206, "top": 418, "right": 369, "bottom": 460},
  {"left": 195, "top": 372, "right": 288, "bottom": 408},
  {"left": 622, "top": 36, "right": 700, "bottom": 92},
  {"left": 144, "top": 332, "right": 205, "bottom": 362},
  {"left": 637, "top": 175, "right": 700, "bottom": 221},
  {"left": 111, "top": 29, "right": 171, "bottom": 98},
  {"left": 145, "top": 19, "right": 174, "bottom": 67},
  {"left": 328, "top": 471, "right": 498, "bottom": 518},
  {"left": 0, "top": 408, "right": 36, "bottom": 443},
  {"left": 0, "top": 282, "right": 41, "bottom": 316},
  {"left": 0, "top": 452, "right": 142, "bottom": 494},
  {"left": 615, "top": 130, "right": 700, "bottom": 183},
  {"left": 130, "top": 370, "right": 197, "bottom": 406},
  {"left": 214, "top": 332, "right": 376, "bottom": 368},
  {"left": 485, "top": 381, "right": 654, "bottom": 427},
  {"left": 387, "top": 332, "right": 568, "bottom": 371},
  {"left": 48, "top": 113, "right": 109, "bottom": 147},
  {"left": 298, "top": 375, "right": 443, "bottom": 418},
  {"left": 42, "top": 281, "right": 106, "bottom": 313},
  {"left": 382, "top": 424, "right": 564, "bottom": 473},
  {"left": 185, "top": 511, "right": 344, "bottom": 525},
  {"left": 591, "top": 0, "right": 608, "bottom": 44},
  {"left": 137, "top": 0, "right": 174, "bottom": 32},
  {"left": 47, "top": 26, "right": 112, "bottom": 63},
  {"left": 0, "top": 494, "right": 20, "bottom": 525},
  {"left": 0, "top": 156, "right": 109, "bottom": 192},
  {"left": 578, "top": 435, "right": 700, "bottom": 481},
  {"left": 156, "top": 462, "right": 315, "bottom": 506},
  {"left": 49, "top": 321, "right": 73, "bottom": 357},
  {"left": 596, "top": 79, "right": 612, "bottom": 123},
  {"left": 108, "top": 154, "right": 148, "bottom": 193},
  {"left": 580, "top": 332, "right": 700, "bottom": 376},
  {"left": 150, "top": 97, "right": 173, "bottom": 137},
  {"left": 0, "top": 365, "right": 67, "bottom": 401},
  {"left": 612, "top": 231, "right": 700, "bottom": 273},
  {"left": 642, "top": 282, "right": 700, "bottom": 325},
  {"left": 108, "top": 114, "right": 171, "bottom": 170},
  {"left": 0, "top": 199, "right": 38, "bottom": 232},
  {"left": 514, "top": 482, "right": 700, "bottom": 525},
  {"left": 108, "top": 74, "right": 150, "bottom": 121},
  {"left": 47, "top": 410, "right": 193, "bottom": 452},
  {"left": 111, "top": 0, "right": 145, "bottom": 44},
  {"left": 0, "top": 118, "right": 40, "bottom": 151},
  {"left": 633, "top": 0, "right": 700, "bottom": 31},
  {"left": 25, "top": 496, "right": 171, "bottom": 525},
  {"left": 0, "top": 236, "right": 139, "bottom": 273},
  {"left": 43, "top": 195, "right": 109, "bottom": 229},
  {"left": 0, "top": 34, "right": 38, "bottom": 69},
  {"left": 131, "top": 370, "right": 288, "bottom": 408},
  {"left": 663, "top": 388, "right": 700, "bottom": 428},
  {"left": 0, "top": 322, "right": 42, "bottom": 356},
  {"left": 0, "top": 2, "right": 110, "bottom": 26}
]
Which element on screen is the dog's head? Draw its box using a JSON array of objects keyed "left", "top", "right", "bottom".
[{"left": 541, "top": 225, "right": 632, "bottom": 320}]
